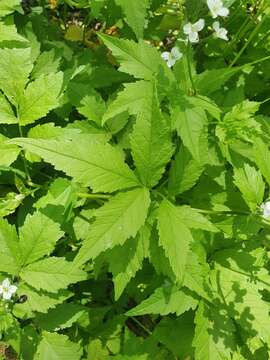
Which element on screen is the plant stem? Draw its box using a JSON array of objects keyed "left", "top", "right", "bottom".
[
  {"left": 131, "top": 317, "right": 152, "bottom": 336},
  {"left": 17, "top": 120, "right": 31, "bottom": 184},
  {"left": 187, "top": 41, "right": 196, "bottom": 94}
]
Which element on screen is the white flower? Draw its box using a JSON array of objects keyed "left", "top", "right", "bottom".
[
  {"left": 161, "top": 46, "right": 182, "bottom": 68},
  {"left": 183, "top": 19, "right": 205, "bottom": 43},
  {"left": 0, "top": 278, "right": 17, "bottom": 301},
  {"left": 261, "top": 201, "right": 270, "bottom": 219},
  {"left": 213, "top": 21, "right": 228, "bottom": 40},
  {"left": 207, "top": 0, "right": 229, "bottom": 18}
]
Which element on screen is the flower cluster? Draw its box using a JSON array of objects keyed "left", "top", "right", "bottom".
[
  {"left": 261, "top": 201, "right": 270, "bottom": 219},
  {"left": 161, "top": 0, "right": 229, "bottom": 67},
  {"left": 0, "top": 278, "right": 17, "bottom": 301}
]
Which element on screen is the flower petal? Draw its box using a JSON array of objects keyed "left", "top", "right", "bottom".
[
  {"left": 167, "top": 58, "right": 176, "bottom": 68},
  {"left": 183, "top": 23, "right": 192, "bottom": 35},
  {"left": 212, "top": 21, "right": 220, "bottom": 32},
  {"left": 218, "top": 6, "right": 229, "bottom": 17},
  {"left": 9, "top": 285, "right": 17, "bottom": 294},
  {"left": 161, "top": 51, "right": 170, "bottom": 61},
  {"left": 171, "top": 47, "right": 182, "bottom": 60},
  {"left": 194, "top": 19, "right": 205, "bottom": 32},
  {"left": 2, "top": 278, "right": 10, "bottom": 288},
  {"left": 2, "top": 292, "right": 12, "bottom": 300},
  {"left": 189, "top": 31, "right": 199, "bottom": 43}
]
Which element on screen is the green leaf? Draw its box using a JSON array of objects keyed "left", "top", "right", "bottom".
[
  {"left": 13, "top": 284, "right": 71, "bottom": 317},
  {"left": 20, "top": 257, "right": 86, "bottom": 293},
  {"left": 193, "top": 302, "right": 236, "bottom": 360},
  {"left": 74, "top": 187, "right": 150, "bottom": 266},
  {"left": 99, "top": 33, "right": 171, "bottom": 81},
  {"left": 35, "top": 332, "right": 82, "bottom": 360},
  {"left": 0, "top": 218, "right": 21, "bottom": 275},
  {"left": 77, "top": 91, "right": 106, "bottom": 125},
  {"left": 108, "top": 224, "right": 150, "bottom": 300},
  {"left": 0, "top": 94, "right": 17, "bottom": 124},
  {"left": 173, "top": 106, "right": 208, "bottom": 163},
  {"left": 11, "top": 136, "right": 140, "bottom": 193},
  {"left": 31, "top": 50, "right": 61, "bottom": 80},
  {"left": 0, "top": 0, "right": 21, "bottom": 16},
  {"left": 0, "top": 47, "right": 32, "bottom": 104},
  {"left": 0, "top": 21, "right": 27, "bottom": 43},
  {"left": 157, "top": 200, "right": 193, "bottom": 282},
  {"left": 233, "top": 163, "right": 264, "bottom": 211},
  {"left": 18, "top": 72, "right": 63, "bottom": 125},
  {"left": 0, "top": 134, "right": 20, "bottom": 166},
  {"left": 115, "top": 0, "right": 150, "bottom": 39},
  {"left": 168, "top": 144, "right": 204, "bottom": 195},
  {"left": 102, "top": 80, "right": 150, "bottom": 123},
  {"left": 36, "top": 303, "right": 86, "bottom": 331},
  {"left": 19, "top": 212, "right": 64, "bottom": 266},
  {"left": 253, "top": 137, "right": 270, "bottom": 187},
  {"left": 175, "top": 206, "right": 218, "bottom": 232},
  {"left": 130, "top": 82, "right": 173, "bottom": 187},
  {"left": 126, "top": 284, "right": 197, "bottom": 316}
]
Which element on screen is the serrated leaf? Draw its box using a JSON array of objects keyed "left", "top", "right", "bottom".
[
  {"left": 168, "top": 144, "right": 204, "bottom": 195},
  {"left": 77, "top": 92, "right": 106, "bottom": 125},
  {"left": 0, "top": 134, "right": 20, "bottom": 166},
  {"left": 0, "top": 47, "right": 32, "bottom": 104},
  {"left": 18, "top": 72, "right": 63, "bottom": 125},
  {"left": 99, "top": 33, "right": 172, "bottom": 81},
  {"left": 13, "top": 284, "right": 72, "bottom": 317},
  {"left": 126, "top": 284, "right": 197, "bottom": 316},
  {"left": 108, "top": 224, "right": 150, "bottom": 300},
  {"left": 233, "top": 163, "right": 264, "bottom": 211},
  {"left": 31, "top": 50, "right": 61, "bottom": 79},
  {"left": 19, "top": 212, "right": 64, "bottom": 266},
  {"left": 253, "top": 137, "right": 270, "bottom": 187},
  {"left": 11, "top": 137, "right": 140, "bottom": 193},
  {"left": 20, "top": 257, "right": 86, "bottom": 293},
  {"left": 103, "top": 80, "right": 150, "bottom": 123},
  {"left": 74, "top": 187, "right": 150, "bottom": 266},
  {"left": 193, "top": 302, "right": 236, "bottom": 360},
  {"left": 173, "top": 106, "right": 208, "bottom": 163},
  {"left": 115, "top": 0, "right": 150, "bottom": 39},
  {"left": 176, "top": 206, "right": 218, "bottom": 232},
  {"left": 0, "top": 94, "right": 17, "bottom": 124},
  {"left": 0, "top": 21, "right": 28, "bottom": 43},
  {"left": 130, "top": 82, "right": 173, "bottom": 187},
  {"left": 157, "top": 200, "right": 193, "bottom": 282},
  {"left": 35, "top": 332, "right": 82, "bottom": 360},
  {"left": 0, "top": 218, "right": 21, "bottom": 275}
]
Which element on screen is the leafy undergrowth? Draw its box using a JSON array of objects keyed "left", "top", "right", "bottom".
[{"left": 0, "top": 0, "right": 270, "bottom": 359}]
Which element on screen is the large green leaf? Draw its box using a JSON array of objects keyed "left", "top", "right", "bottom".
[
  {"left": 11, "top": 136, "right": 140, "bottom": 193},
  {"left": 193, "top": 302, "right": 236, "bottom": 360},
  {"left": 99, "top": 34, "right": 172, "bottom": 81},
  {"left": 126, "top": 284, "right": 197, "bottom": 316},
  {"left": 0, "top": 0, "right": 21, "bottom": 16},
  {"left": 253, "top": 137, "right": 270, "bottom": 187},
  {"left": 74, "top": 187, "right": 150, "bottom": 266},
  {"left": 115, "top": 0, "right": 150, "bottom": 39},
  {"left": 0, "top": 218, "right": 21, "bottom": 275},
  {"left": 0, "top": 47, "right": 32, "bottom": 104},
  {"left": 0, "top": 94, "right": 17, "bottom": 124},
  {"left": 130, "top": 82, "right": 173, "bottom": 187},
  {"left": 19, "top": 212, "right": 64, "bottom": 267},
  {"left": 35, "top": 332, "right": 82, "bottom": 360},
  {"left": 18, "top": 72, "right": 63, "bottom": 125},
  {"left": 157, "top": 200, "right": 193, "bottom": 282}
]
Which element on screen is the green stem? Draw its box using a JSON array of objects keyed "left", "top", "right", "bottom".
[
  {"left": 17, "top": 121, "right": 31, "bottom": 184},
  {"left": 229, "top": 15, "right": 267, "bottom": 68},
  {"left": 131, "top": 317, "right": 152, "bottom": 336},
  {"left": 187, "top": 42, "right": 196, "bottom": 94},
  {"left": 193, "top": 208, "right": 250, "bottom": 216},
  {"left": 77, "top": 192, "right": 110, "bottom": 200}
]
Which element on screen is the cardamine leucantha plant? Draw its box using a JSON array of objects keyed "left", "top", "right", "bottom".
[{"left": 0, "top": 0, "right": 270, "bottom": 358}]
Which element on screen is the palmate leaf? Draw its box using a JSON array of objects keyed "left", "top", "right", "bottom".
[
  {"left": 35, "top": 332, "right": 82, "bottom": 360},
  {"left": 126, "top": 284, "right": 197, "bottom": 316},
  {"left": 102, "top": 80, "right": 151, "bottom": 123},
  {"left": 20, "top": 257, "right": 86, "bottom": 293},
  {"left": 115, "top": 0, "right": 150, "bottom": 40},
  {"left": 130, "top": 81, "right": 173, "bottom": 187},
  {"left": 74, "top": 187, "right": 150, "bottom": 266},
  {"left": 157, "top": 200, "right": 193, "bottom": 282},
  {"left": 233, "top": 163, "right": 264, "bottom": 211},
  {"left": 193, "top": 302, "right": 236, "bottom": 360},
  {"left": 18, "top": 72, "right": 64, "bottom": 125},
  {"left": 19, "top": 211, "right": 64, "bottom": 266},
  {"left": 99, "top": 34, "right": 173, "bottom": 81},
  {"left": 11, "top": 137, "right": 140, "bottom": 193}
]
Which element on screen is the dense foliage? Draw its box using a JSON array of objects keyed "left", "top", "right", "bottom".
[{"left": 0, "top": 0, "right": 270, "bottom": 358}]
